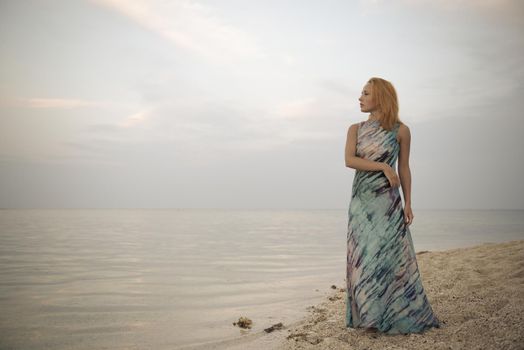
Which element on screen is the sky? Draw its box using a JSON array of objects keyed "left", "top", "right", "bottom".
[{"left": 0, "top": 0, "right": 523, "bottom": 210}]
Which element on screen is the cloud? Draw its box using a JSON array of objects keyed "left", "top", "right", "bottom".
[
  {"left": 91, "top": 0, "right": 265, "bottom": 62},
  {"left": 9, "top": 97, "right": 103, "bottom": 109},
  {"left": 73, "top": 94, "right": 346, "bottom": 163},
  {"left": 399, "top": 0, "right": 517, "bottom": 11},
  {"left": 274, "top": 98, "right": 318, "bottom": 120},
  {"left": 317, "top": 79, "right": 358, "bottom": 97},
  {"left": 118, "top": 108, "right": 153, "bottom": 128},
  {"left": 360, "top": 0, "right": 524, "bottom": 25},
  {"left": 274, "top": 93, "right": 352, "bottom": 122}
]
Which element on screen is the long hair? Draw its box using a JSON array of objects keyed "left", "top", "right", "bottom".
[{"left": 367, "top": 77, "right": 402, "bottom": 131}]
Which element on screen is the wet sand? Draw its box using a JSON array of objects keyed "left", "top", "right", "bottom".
[{"left": 204, "top": 239, "right": 524, "bottom": 350}]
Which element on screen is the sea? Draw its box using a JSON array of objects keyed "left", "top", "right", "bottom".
[{"left": 1, "top": 209, "right": 523, "bottom": 349}]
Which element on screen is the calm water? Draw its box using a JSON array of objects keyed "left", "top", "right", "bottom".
[{"left": 1, "top": 209, "right": 523, "bottom": 349}]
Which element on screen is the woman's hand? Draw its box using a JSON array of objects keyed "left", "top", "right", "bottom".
[
  {"left": 382, "top": 164, "right": 400, "bottom": 188},
  {"left": 404, "top": 205, "right": 414, "bottom": 226}
]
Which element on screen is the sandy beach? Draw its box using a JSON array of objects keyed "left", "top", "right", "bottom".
[
  {"left": 278, "top": 239, "right": 524, "bottom": 350},
  {"left": 204, "top": 239, "right": 524, "bottom": 350}
]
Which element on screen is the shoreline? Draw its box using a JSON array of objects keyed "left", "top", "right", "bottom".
[{"left": 194, "top": 239, "right": 524, "bottom": 350}]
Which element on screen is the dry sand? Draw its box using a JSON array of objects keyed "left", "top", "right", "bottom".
[{"left": 275, "top": 239, "right": 524, "bottom": 350}]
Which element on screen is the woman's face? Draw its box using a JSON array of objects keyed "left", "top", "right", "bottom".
[{"left": 359, "top": 83, "right": 377, "bottom": 113}]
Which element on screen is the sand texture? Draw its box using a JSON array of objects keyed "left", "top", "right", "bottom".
[{"left": 276, "top": 239, "right": 524, "bottom": 350}]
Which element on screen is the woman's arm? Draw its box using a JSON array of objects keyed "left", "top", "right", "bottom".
[
  {"left": 345, "top": 124, "right": 387, "bottom": 171},
  {"left": 397, "top": 124, "right": 412, "bottom": 206}
]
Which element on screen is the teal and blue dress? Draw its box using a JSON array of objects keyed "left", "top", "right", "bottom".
[{"left": 346, "top": 119, "right": 441, "bottom": 334}]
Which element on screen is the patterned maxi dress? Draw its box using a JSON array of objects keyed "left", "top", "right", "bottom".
[{"left": 345, "top": 119, "right": 441, "bottom": 334}]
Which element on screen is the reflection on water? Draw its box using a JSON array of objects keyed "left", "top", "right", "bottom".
[{"left": 0, "top": 209, "right": 523, "bottom": 349}]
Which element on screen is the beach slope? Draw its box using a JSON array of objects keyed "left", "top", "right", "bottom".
[{"left": 278, "top": 239, "right": 524, "bottom": 350}]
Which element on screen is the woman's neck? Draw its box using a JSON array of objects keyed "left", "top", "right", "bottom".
[{"left": 368, "top": 112, "right": 382, "bottom": 121}]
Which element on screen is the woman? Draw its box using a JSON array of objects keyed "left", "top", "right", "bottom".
[{"left": 344, "top": 77, "right": 441, "bottom": 335}]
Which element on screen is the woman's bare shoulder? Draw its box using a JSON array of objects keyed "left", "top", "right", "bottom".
[
  {"left": 398, "top": 122, "right": 410, "bottom": 132},
  {"left": 397, "top": 122, "right": 411, "bottom": 142},
  {"left": 348, "top": 121, "right": 363, "bottom": 133}
]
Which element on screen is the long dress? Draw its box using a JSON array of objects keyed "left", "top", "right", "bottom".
[{"left": 345, "top": 119, "right": 441, "bottom": 334}]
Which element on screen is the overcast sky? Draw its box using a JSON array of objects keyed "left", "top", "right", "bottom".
[{"left": 1, "top": 0, "right": 523, "bottom": 210}]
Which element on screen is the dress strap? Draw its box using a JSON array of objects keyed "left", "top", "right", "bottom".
[
  {"left": 356, "top": 121, "right": 365, "bottom": 133},
  {"left": 393, "top": 122, "right": 401, "bottom": 135}
]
